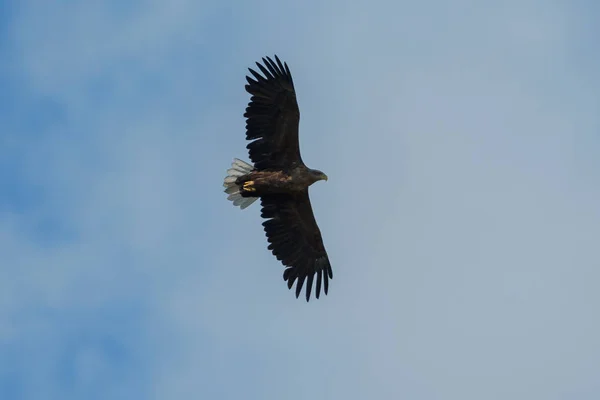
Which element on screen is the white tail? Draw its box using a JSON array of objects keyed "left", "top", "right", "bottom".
[{"left": 223, "top": 158, "right": 258, "bottom": 210}]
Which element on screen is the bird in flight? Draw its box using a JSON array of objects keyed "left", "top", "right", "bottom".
[{"left": 223, "top": 55, "right": 332, "bottom": 302}]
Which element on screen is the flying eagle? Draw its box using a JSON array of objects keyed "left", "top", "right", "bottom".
[{"left": 223, "top": 55, "right": 332, "bottom": 302}]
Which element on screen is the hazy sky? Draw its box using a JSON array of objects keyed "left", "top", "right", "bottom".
[{"left": 2, "top": 1, "right": 599, "bottom": 399}]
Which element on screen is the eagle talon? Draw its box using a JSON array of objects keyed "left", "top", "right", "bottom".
[{"left": 243, "top": 181, "right": 256, "bottom": 192}]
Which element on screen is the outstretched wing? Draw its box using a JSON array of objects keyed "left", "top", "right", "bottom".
[
  {"left": 244, "top": 55, "right": 302, "bottom": 170},
  {"left": 260, "top": 190, "right": 332, "bottom": 301}
]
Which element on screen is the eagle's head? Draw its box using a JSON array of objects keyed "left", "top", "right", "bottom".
[{"left": 310, "top": 169, "right": 328, "bottom": 183}]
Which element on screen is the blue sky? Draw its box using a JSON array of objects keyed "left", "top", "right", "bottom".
[{"left": 2, "top": 0, "right": 600, "bottom": 399}]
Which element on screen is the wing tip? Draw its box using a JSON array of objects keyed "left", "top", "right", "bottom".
[
  {"left": 245, "top": 54, "right": 294, "bottom": 86},
  {"left": 283, "top": 265, "right": 330, "bottom": 302}
]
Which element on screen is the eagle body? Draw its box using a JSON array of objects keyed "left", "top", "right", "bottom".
[
  {"left": 223, "top": 55, "right": 332, "bottom": 302},
  {"left": 238, "top": 166, "right": 325, "bottom": 197}
]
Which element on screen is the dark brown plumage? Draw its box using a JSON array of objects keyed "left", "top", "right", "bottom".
[{"left": 223, "top": 55, "right": 332, "bottom": 301}]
